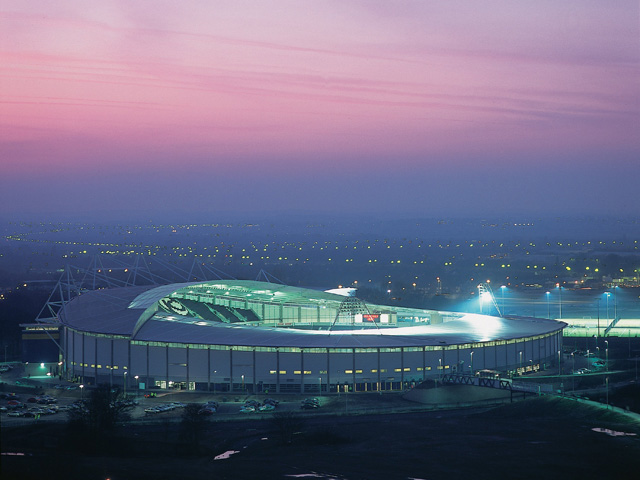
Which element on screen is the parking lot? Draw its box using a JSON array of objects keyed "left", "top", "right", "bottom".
[{"left": 1, "top": 379, "right": 345, "bottom": 426}]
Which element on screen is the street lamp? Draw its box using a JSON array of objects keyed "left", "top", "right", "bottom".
[
  {"left": 124, "top": 371, "right": 127, "bottom": 396},
  {"left": 134, "top": 375, "right": 139, "bottom": 393},
  {"left": 80, "top": 384, "right": 84, "bottom": 401},
  {"left": 470, "top": 351, "right": 474, "bottom": 375},
  {"left": 605, "top": 340, "right": 609, "bottom": 372},
  {"left": 596, "top": 298, "right": 600, "bottom": 347},
  {"left": 557, "top": 284, "right": 563, "bottom": 319},
  {"left": 586, "top": 327, "right": 590, "bottom": 350},
  {"left": 546, "top": 292, "right": 550, "bottom": 319},
  {"left": 558, "top": 350, "right": 561, "bottom": 375},
  {"left": 241, "top": 374, "right": 245, "bottom": 393},
  {"left": 571, "top": 353, "right": 575, "bottom": 390},
  {"left": 319, "top": 377, "right": 322, "bottom": 394},
  {"left": 605, "top": 292, "right": 611, "bottom": 321},
  {"left": 519, "top": 351, "right": 523, "bottom": 369}
]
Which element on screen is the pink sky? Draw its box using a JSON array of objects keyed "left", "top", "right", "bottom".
[{"left": 1, "top": 1, "right": 638, "bottom": 218}]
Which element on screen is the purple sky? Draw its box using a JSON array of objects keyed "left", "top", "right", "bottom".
[{"left": 1, "top": 1, "right": 638, "bottom": 220}]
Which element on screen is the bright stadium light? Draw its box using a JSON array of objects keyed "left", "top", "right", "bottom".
[{"left": 478, "top": 283, "right": 499, "bottom": 315}]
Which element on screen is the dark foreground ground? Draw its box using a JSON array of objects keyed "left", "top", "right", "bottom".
[{"left": 2, "top": 396, "right": 640, "bottom": 480}]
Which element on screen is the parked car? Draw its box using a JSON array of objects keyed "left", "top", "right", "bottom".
[{"left": 198, "top": 407, "right": 216, "bottom": 415}]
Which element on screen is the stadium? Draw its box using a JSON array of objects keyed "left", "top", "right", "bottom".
[{"left": 55, "top": 279, "right": 566, "bottom": 394}]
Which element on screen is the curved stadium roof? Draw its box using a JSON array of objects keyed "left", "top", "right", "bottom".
[{"left": 60, "top": 280, "right": 566, "bottom": 348}]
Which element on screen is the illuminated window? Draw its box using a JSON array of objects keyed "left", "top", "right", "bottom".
[
  {"left": 294, "top": 370, "right": 302, "bottom": 375},
  {"left": 345, "top": 370, "right": 353, "bottom": 374},
  {"left": 269, "top": 370, "right": 276, "bottom": 374},
  {"left": 304, "top": 370, "right": 311, "bottom": 375},
  {"left": 355, "top": 369, "right": 362, "bottom": 374},
  {"left": 279, "top": 370, "right": 286, "bottom": 375},
  {"left": 371, "top": 369, "right": 378, "bottom": 373}
]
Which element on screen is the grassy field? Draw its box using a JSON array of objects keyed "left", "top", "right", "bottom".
[{"left": 2, "top": 395, "right": 640, "bottom": 480}]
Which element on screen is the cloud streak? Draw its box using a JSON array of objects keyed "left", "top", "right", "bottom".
[{"left": 1, "top": 0, "right": 638, "bottom": 218}]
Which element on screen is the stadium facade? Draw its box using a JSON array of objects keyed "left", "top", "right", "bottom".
[{"left": 59, "top": 280, "right": 566, "bottom": 393}]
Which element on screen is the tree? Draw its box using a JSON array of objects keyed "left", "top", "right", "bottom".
[
  {"left": 67, "top": 383, "right": 133, "bottom": 450},
  {"left": 180, "top": 403, "right": 210, "bottom": 453},
  {"left": 271, "top": 411, "right": 304, "bottom": 445}
]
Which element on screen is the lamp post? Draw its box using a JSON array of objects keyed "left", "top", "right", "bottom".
[
  {"left": 558, "top": 284, "right": 563, "bottom": 319},
  {"left": 241, "top": 374, "right": 245, "bottom": 393},
  {"left": 614, "top": 286, "right": 618, "bottom": 320},
  {"left": 80, "top": 384, "right": 84, "bottom": 402},
  {"left": 571, "top": 353, "right": 575, "bottom": 390},
  {"left": 558, "top": 350, "right": 561, "bottom": 375},
  {"left": 519, "top": 351, "right": 523, "bottom": 374},
  {"left": 470, "top": 351, "right": 474, "bottom": 376},
  {"left": 605, "top": 340, "right": 608, "bottom": 372},
  {"left": 606, "top": 292, "right": 610, "bottom": 321},
  {"left": 319, "top": 377, "right": 322, "bottom": 394},
  {"left": 596, "top": 298, "right": 600, "bottom": 348},
  {"left": 134, "top": 375, "right": 139, "bottom": 394},
  {"left": 546, "top": 292, "right": 550, "bottom": 319},
  {"left": 124, "top": 371, "right": 127, "bottom": 396}
]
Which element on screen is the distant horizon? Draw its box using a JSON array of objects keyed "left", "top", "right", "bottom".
[{"left": 2, "top": 211, "right": 640, "bottom": 224}]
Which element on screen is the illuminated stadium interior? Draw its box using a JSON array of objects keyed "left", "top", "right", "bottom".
[{"left": 59, "top": 280, "right": 566, "bottom": 393}]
